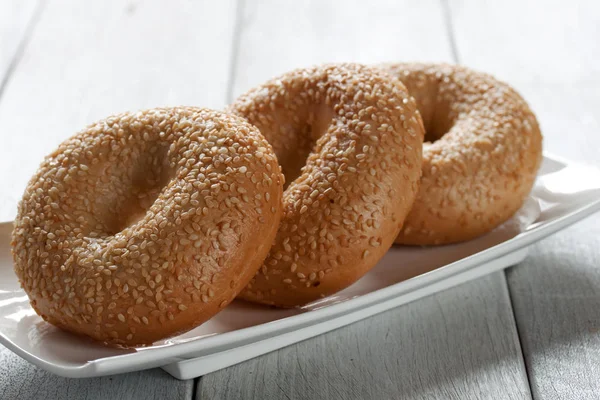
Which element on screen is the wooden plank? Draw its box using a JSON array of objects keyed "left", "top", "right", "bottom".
[
  {"left": 450, "top": 0, "right": 600, "bottom": 398},
  {"left": 198, "top": 272, "right": 531, "bottom": 400},
  {"left": 449, "top": 0, "right": 600, "bottom": 165},
  {"left": 0, "top": 0, "right": 237, "bottom": 221},
  {"left": 0, "top": 0, "right": 237, "bottom": 397},
  {"left": 228, "top": 0, "right": 454, "bottom": 98},
  {"left": 508, "top": 225, "right": 600, "bottom": 399},
  {"left": 199, "top": 1, "right": 531, "bottom": 398},
  {"left": 0, "top": 346, "right": 193, "bottom": 400},
  {"left": 0, "top": 0, "right": 39, "bottom": 88}
]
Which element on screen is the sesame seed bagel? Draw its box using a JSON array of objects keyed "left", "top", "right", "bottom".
[
  {"left": 379, "top": 63, "right": 543, "bottom": 245},
  {"left": 11, "top": 107, "right": 284, "bottom": 346},
  {"left": 229, "top": 64, "right": 424, "bottom": 307}
]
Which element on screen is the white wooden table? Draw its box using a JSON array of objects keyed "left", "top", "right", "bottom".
[{"left": 1, "top": 1, "right": 599, "bottom": 399}]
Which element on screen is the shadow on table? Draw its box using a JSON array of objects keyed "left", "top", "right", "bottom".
[
  {"left": 0, "top": 349, "right": 191, "bottom": 400},
  {"left": 198, "top": 272, "right": 531, "bottom": 399},
  {"left": 506, "top": 217, "right": 600, "bottom": 380}
]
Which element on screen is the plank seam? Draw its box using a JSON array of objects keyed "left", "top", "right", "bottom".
[
  {"left": 441, "top": 0, "right": 460, "bottom": 63},
  {"left": 0, "top": 0, "right": 45, "bottom": 104},
  {"left": 192, "top": 374, "right": 200, "bottom": 400},
  {"left": 225, "top": 0, "right": 246, "bottom": 104},
  {"left": 504, "top": 267, "right": 536, "bottom": 399}
]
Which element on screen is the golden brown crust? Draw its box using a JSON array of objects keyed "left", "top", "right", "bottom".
[
  {"left": 379, "top": 63, "right": 543, "bottom": 245},
  {"left": 11, "top": 107, "right": 283, "bottom": 346},
  {"left": 229, "top": 64, "right": 424, "bottom": 307}
]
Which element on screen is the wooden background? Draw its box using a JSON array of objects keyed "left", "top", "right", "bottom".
[{"left": 1, "top": 0, "right": 599, "bottom": 399}]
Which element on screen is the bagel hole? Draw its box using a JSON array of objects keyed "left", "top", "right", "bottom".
[
  {"left": 278, "top": 107, "right": 335, "bottom": 190},
  {"left": 424, "top": 129, "right": 444, "bottom": 143},
  {"left": 96, "top": 143, "right": 174, "bottom": 236},
  {"left": 423, "top": 117, "right": 452, "bottom": 143},
  {"left": 419, "top": 94, "right": 453, "bottom": 144},
  {"left": 279, "top": 124, "right": 316, "bottom": 190}
]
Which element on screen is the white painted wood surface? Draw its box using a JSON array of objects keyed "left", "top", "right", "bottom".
[
  {"left": 0, "top": 0, "right": 598, "bottom": 399},
  {"left": 0, "top": 346, "right": 193, "bottom": 400},
  {"left": 0, "top": 0, "right": 39, "bottom": 88},
  {"left": 0, "top": 0, "right": 236, "bottom": 221},
  {"left": 228, "top": 0, "right": 453, "bottom": 99},
  {"left": 450, "top": 1, "right": 600, "bottom": 398},
  {"left": 449, "top": 0, "right": 600, "bottom": 164},
  {"left": 0, "top": 0, "right": 41, "bottom": 218}
]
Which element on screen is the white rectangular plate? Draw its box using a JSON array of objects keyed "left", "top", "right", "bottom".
[{"left": 1, "top": 154, "right": 599, "bottom": 380}]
